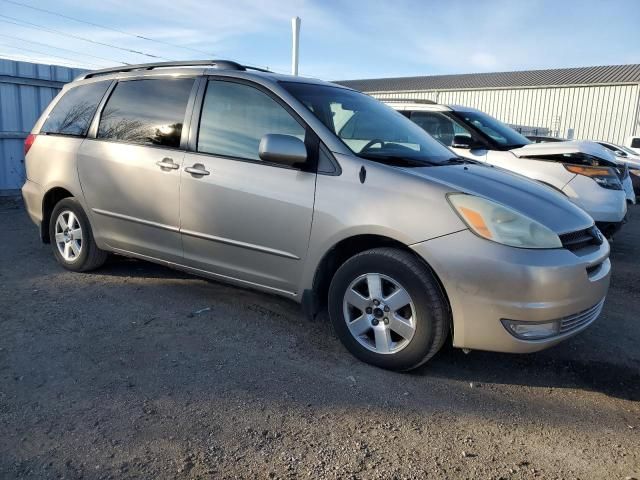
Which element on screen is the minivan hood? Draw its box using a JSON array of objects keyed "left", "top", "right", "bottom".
[
  {"left": 511, "top": 140, "right": 618, "bottom": 164},
  {"left": 407, "top": 163, "right": 594, "bottom": 234}
]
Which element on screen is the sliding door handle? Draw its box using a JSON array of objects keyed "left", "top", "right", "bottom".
[
  {"left": 156, "top": 158, "right": 180, "bottom": 170},
  {"left": 185, "top": 163, "right": 210, "bottom": 176}
]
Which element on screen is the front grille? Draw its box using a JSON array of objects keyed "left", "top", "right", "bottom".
[
  {"left": 560, "top": 226, "right": 603, "bottom": 252},
  {"left": 559, "top": 299, "right": 605, "bottom": 333}
]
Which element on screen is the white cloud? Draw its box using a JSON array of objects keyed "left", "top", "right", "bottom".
[{"left": 0, "top": 0, "right": 638, "bottom": 78}]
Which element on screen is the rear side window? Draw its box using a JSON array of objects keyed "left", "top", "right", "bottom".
[
  {"left": 41, "top": 81, "right": 110, "bottom": 136},
  {"left": 198, "top": 80, "right": 305, "bottom": 161},
  {"left": 632, "top": 138, "right": 640, "bottom": 148},
  {"left": 98, "top": 78, "right": 195, "bottom": 148}
]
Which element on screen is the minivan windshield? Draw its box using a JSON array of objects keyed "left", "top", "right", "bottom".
[
  {"left": 281, "top": 82, "right": 457, "bottom": 166},
  {"left": 453, "top": 110, "right": 531, "bottom": 149}
]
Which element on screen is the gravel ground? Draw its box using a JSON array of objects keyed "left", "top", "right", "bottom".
[{"left": 0, "top": 198, "right": 638, "bottom": 480}]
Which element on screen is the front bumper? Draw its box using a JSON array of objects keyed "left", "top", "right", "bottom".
[
  {"left": 562, "top": 174, "right": 627, "bottom": 223},
  {"left": 630, "top": 172, "right": 640, "bottom": 198},
  {"left": 596, "top": 217, "right": 627, "bottom": 237},
  {"left": 412, "top": 229, "right": 610, "bottom": 353},
  {"left": 622, "top": 174, "right": 636, "bottom": 204}
]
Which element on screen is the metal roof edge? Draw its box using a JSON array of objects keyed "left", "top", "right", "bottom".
[{"left": 359, "top": 81, "right": 640, "bottom": 94}]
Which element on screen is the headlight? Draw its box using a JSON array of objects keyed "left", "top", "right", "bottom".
[
  {"left": 447, "top": 194, "right": 562, "bottom": 249},
  {"left": 563, "top": 164, "right": 622, "bottom": 190}
]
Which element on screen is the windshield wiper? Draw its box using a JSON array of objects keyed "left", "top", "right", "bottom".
[
  {"left": 357, "top": 153, "right": 437, "bottom": 167},
  {"left": 442, "top": 156, "right": 480, "bottom": 165}
]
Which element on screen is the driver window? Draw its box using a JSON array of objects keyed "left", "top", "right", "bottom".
[
  {"left": 198, "top": 80, "right": 305, "bottom": 161},
  {"left": 409, "top": 112, "right": 469, "bottom": 147}
]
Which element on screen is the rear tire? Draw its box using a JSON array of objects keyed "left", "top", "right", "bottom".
[
  {"left": 328, "top": 247, "right": 450, "bottom": 371},
  {"left": 49, "top": 197, "right": 107, "bottom": 272}
]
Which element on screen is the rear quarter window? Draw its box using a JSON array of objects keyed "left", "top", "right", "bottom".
[
  {"left": 41, "top": 81, "right": 111, "bottom": 136},
  {"left": 97, "top": 78, "right": 195, "bottom": 149}
]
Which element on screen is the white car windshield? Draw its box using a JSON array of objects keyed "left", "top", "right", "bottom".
[
  {"left": 620, "top": 145, "right": 639, "bottom": 156},
  {"left": 281, "top": 82, "right": 458, "bottom": 166},
  {"left": 453, "top": 110, "right": 531, "bottom": 149}
]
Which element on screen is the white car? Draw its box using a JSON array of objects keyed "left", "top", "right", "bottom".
[
  {"left": 624, "top": 136, "right": 640, "bottom": 155},
  {"left": 382, "top": 101, "right": 628, "bottom": 235},
  {"left": 597, "top": 140, "right": 640, "bottom": 166},
  {"left": 597, "top": 140, "right": 640, "bottom": 199}
]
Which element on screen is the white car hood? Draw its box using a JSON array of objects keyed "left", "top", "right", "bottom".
[
  {"left": 619, "top": 156, "right": 640, "bottom": 169},
  {"left": 511, "top": 140, "right": 618, "bottom": 163}
]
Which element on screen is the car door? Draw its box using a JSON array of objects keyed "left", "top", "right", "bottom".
[
  {"left": 408, "top": 111, "right": 488, "bottom": 162},
  {"left": 179, "top": 79, "right": 316, "bottom": 294},
  {"left": 78, "top": 77, "right": 197, "bottom": 263}
]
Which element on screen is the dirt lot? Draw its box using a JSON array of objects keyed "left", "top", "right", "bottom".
[{"left": 0, "top": 198, "right": 638, "bottom": 480}]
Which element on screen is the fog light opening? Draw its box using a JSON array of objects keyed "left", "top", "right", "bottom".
[{"left": 501, "top": 319, "right": 560, "bottom": 340}]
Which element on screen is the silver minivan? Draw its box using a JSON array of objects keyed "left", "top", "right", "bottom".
[{"left": 22, "top": 60, "right": 611, "bottom": 371}]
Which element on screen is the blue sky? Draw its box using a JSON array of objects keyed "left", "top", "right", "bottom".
[{"left": 0, "top": 0, "right": 638, "bottom": 80}]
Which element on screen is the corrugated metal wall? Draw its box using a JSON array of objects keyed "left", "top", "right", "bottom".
[
  {"left": 372, "top": 84, "right": 640, "bottom": 144},
  {"left": 0, "top": 58, "right": 85, "bottom": 194}
]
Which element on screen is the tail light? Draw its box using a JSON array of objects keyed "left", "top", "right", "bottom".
[{"left": 24, "top": 134, "right": 36, "bottom": 156}]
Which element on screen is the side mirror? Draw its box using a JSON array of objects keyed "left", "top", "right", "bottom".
[
  {"left": 259, "top": 134, "right": 307, "bottom": 166},
  {"left": 451, "top": 135, "right": 479, "bottom": 149},
  {"left": 615, "top": 150, "right": 628, "bottom": 158}
]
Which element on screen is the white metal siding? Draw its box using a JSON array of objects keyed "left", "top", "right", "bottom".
[
  {"left": 0, "top": 58, "right": 85, "bottom": 193},
  {"left": 372, "top": 84, "right": 640, "bottom": 144}
]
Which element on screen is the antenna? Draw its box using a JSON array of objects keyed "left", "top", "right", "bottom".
[{"left": 291, "top": 16, "right": 301, "bottom": 76}]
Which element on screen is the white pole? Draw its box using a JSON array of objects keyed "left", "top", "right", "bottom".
[{"left": 291, "top": 16, "right": 300, "bottom": 76}]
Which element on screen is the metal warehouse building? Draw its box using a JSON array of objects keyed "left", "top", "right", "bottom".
[
  {"left": 0, "top": 59, "right": 84, "bottom": 195},
  {"left": 338, "top": 64, "right": 640, "bottom": 145}
]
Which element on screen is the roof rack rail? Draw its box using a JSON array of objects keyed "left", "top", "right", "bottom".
[
  {"left": 80, "top": 60, "right": 270, "bottom": 80},
  {"left": 375, "top": 97, "right": 437, "bottom": 104}
]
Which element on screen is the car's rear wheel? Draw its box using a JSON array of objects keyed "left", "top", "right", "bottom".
[
  {"left": 49, "top": 197, "right": 107, "bottom": 272},
  {"left": 328, "top": 247, "right": 450, "bottom": 371}
]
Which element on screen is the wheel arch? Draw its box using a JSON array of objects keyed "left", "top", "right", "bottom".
[
  {"left": 41, "top": 187, "right": 74, "bottom": 243},
  {"left": 307, "top": 234, "right": 452, "bottom": 329}
]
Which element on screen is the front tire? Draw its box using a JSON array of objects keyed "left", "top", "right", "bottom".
[
  {"left": 328, "top": 248, "right": 450, "bottom": 371},
  {"left": 49, "top": 197, "right": 107, "bottom": 272}
]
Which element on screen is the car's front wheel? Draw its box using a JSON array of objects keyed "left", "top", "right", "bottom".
[
  {"left": 328, "top": 248, "right": 450, "bottom": 371},
  {"left": 49, "top": 197, "right": 107, "bottom": 272}
]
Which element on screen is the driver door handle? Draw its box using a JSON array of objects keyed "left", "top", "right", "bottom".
[
  {"left": 156, "top": 157, "right": 180, "bottom": 170},
  {"left": 184, "top": 163, "right": 210, "bottom": 176}
]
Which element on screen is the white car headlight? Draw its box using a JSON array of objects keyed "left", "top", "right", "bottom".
[{"left": 447, "top": 193, "right": 562, "bottom": 249}]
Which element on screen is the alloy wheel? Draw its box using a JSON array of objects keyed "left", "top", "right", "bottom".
[
  {"left": 342, "top": 273, "right": 416, "bottom": 354},
  {"left": 54, "top": 210, "right": 83, "bottom": 262}
]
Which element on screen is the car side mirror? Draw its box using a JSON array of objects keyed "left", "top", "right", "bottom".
[
  {"left": 615, "top": 150, "right": 628, "bottom": 157},
  {"left": 259, "top": 134, "right": 307, "bottom": 166},
  {"left": 451, "top": 135, "right": 482, "bottom": 149}
]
